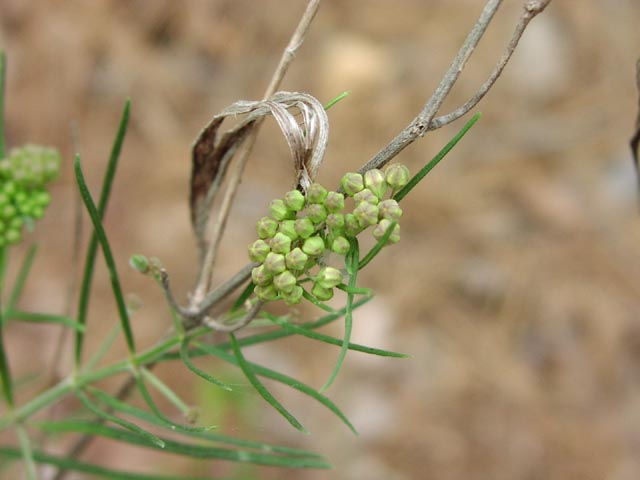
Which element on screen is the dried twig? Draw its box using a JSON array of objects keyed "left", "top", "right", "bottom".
[{"left": 358, "top": 0, "right": 553, "bottom": 174}]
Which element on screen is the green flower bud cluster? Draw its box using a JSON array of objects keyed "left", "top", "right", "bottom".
[
  {"left": 248, "top": 163, "right": 410, "bottom": 305},
  {"left": 0, "top": 144, "right": 61, "bottom": 246}
]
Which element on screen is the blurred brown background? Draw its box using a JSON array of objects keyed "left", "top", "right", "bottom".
[{"left": 1, "top": 0, "right": 640, "bottom": 479}]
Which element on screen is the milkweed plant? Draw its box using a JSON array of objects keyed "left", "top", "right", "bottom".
[{"left": 0, "top": 40, "right": 480, "bottom": 478}]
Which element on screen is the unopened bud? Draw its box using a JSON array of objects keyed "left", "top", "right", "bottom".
[
  {"left": 307, "top": 183, "right": 328, "bottom": 204},
  {"left": 306, "top": 204, "right": 327, "bottom": 224},
  {"left": 282, "top": 285, "right": 304, "bottom": 305},
  {"left": 248, "top": 239, "right": 270, "bottom": 262},
  {"left": 331, "top": 236, "right": 350, "bottom": 255},
  {"left": 326, "top": 213, "right": 345, "bottom": 232},
  {"left": 278, "top": 220, "right": 299, "bottom": 241},
  {"left": 283, "top": 189, "right": 305, "bottom": 211},
  {"left": 373, "top": 218, "right": 400, "bottom": 244},
  {"left": 364, "top": 169, "right": 387, "bottom": 199},
  {"left": 385, "top": 163, "right": 410, "bottom": 190},
  {"left": 344, "top": 213, "right": 362, "bottom": 237},
  {"left": 251, "top": 265, "right": 273, "bottom": 286},
  {"left": 340, "top": 172, "right": 364, "bottom": 196},
  {"left": 269, "top": 199, "right": 293, "bottom": 221},
  {"left": 353, "top": 188, "right": 379, "bottom": 206},
  {"left": 129, "top": 254, "right": 150, "bottom": 274},
  {"left": 255, "top": 283, "right": 279, "bottom": 302},
  {"left": 378, "top": 199, "right": 403, "bottom": 222},
  {"left": 264, "top": 252, "right": 286, "bottom": 274},
  {"left": 302, "top": 236, "right": 325, "bottom": 256},
  {"left": 353, "top": 202, "right": 379, "bottom": 228},
  {"left": 324, "top": 191, "right": 345, "bottom": 213},
  {"left": 270, "top": 232, "right": 292, "bottom": 254},
  {"left": 256, "top": 216, "right": 278, "bottom": 239},
  {"left": 292, "top": 217, "right": 313, "bottom": 239},
  {"left": 285, "top": 247, "right": 309, "bottom": 271},
  {"left": 311, "top": 283, "right": 334, "bottom": 302},
  {"left": 273, "top": 270, "right": 297, "bottom": 293},
  {"left": 316, "top": 267, "right": 343, "bottom": 289}
]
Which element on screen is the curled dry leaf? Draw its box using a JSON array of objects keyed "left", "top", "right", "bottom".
[{"left": 190, "top": 91, "right": 329, "bottom": 239}]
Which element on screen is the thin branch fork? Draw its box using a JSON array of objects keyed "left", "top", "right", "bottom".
[{"left": 358, "top": 0, "right": 553, "bottom": 175}]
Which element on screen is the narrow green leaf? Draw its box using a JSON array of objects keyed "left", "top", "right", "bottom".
[
  {"left": 74, "top": 154, "right": 135, "bottom": 354},
  {"left": 16, "top": 424, "right": 37, "bottom": 480},
  {"left": 133, "top": 371, "right": 209, "bottom": 433},
  {"left": 7, "top": 310, "right": 85, "bottom": 332},
  {"left": 75, "top": 99, "right": 131, "bottom": 366},
  {"left": 196, "top": 342, "right": 355, "bottom": 434},
  {"left": 76, "top": 388, "right": 165, "bottom": 448},
  {"left": 324, "top": 91, "right": 350, "bottom": 110},
  {"left": 7, "top": 245, "right": 37, "bottom": 311},
  {"left": 229, "top": 333, "right": 307, "bottom": 434},
  {"left": 322, "top": 238, "right": 359, "bottom": 392},
  {"left": 358, "top": 220, "right": 398, "bottom": 271},
  {"left": 0, "top": 50, "right": 6, "bottom": 158},
  {"left": 231, "top": 282, "right": 255, "bottom": 312},
  {"left": 140, "top": 367, "right": 190, "bottom": 416},
  {"left": 35, "top": 422, "right": 330, "bottom": 469},
  {"left": 0, "top": 247, "right": 14, "bottom": 408},
  {"left": 264, "top": 313, "right": 409, "bottom": 358},
  {"left": 84, "top": 324, "right": 121, "bottom": 371},
  {"left": 301, "top": 289, "right": 336, "bottom": 314},
  {"left": 394, "top": 111, "right": 481, "bottom": 202},
  {"left": 0, "top": 446, "right": 222, "bottom": 479},
  {"left": 83, "top": 389, "right": 322, "bottom": 459},
  {"left": 180, "top": 338, "right": 232, "bottom": 391}
]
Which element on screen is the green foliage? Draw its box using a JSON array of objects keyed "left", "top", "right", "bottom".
[{"left": 0, "top": 48, "right": 480, "bottom": 479}]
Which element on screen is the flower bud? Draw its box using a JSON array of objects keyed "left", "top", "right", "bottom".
[
  {"left": 324, "top": 191, "right": 345, "bottom": 213},
  {"left": 129, "top": 254, "right": 150, "bottom": 274},
  {"left": 270, "top": 232, "right": 292, "bottom": 254},
  {"left": 302, "top": 236, "right": 325, "bottom": 256},
  {"left": 285, "top": 247, "right": 309, "bottom": 271},
  {"left": 373, "top": 218, "right": 400, "bottom": 244},
  {"left": 5, "top": 229, "right": 21, "bottom": 245},
  {"left": 273, "top": 270, "right": 297, "bottom": 293},
  {"left": 251, "top": 265, "right": 273, "bottom": 286},
  {"left": 0, "top": 204, "right": 16, "bottom": 220},
  {"left": 344, "top": 213, "right": 362, "bottom": 237},
  {"left": 385, "top": 163, "right": 410, "bottom": 190},
  {"left": 353, "top": 188, "right": 379, "bottom": 206},
  {"left": 331, "top": 236, "right": 350, "bottom": 255},
  {"left": 248, "top": 239, "right": 271, "bottom": 262},
  {"left": 340, "top": 172, "right": 364, "bottom": 196},
  {"left": 311, "top": 283, "right": 334, "bottom": 302},
  {"left": 278, "top": 220, "right": 298, "bottom": 241},
  {"left": 282, "top": 285, "right": 304, "bottom": 306},
  {"left": 378, "top": 199, "right": 403, "bottom": 222},
  {"left": 294, "top": 217, "right": 315, "bottom": 239},
  {"left": 283, "top": 189, "right": 305, "bottom": 211},
  {"left": 353, "top": 202, "right": 379, "bottom": 228},
  {"left": 264, "top": 252, "right": 286, "bottom": 274},
  {"left": 255, "top": 283, "right": 279, "bottom": 302},
  {"left": 326, "top": 213, "right": 345, "bottom": 232},
  {"left": 307, "top": 183, "right": 328, "bottom": 204},
  {"left": 268, "top": 199, "right": 293, "bottom": 221},
  {"left": 256, "top": 216, "right": 278, "bottom": 239},
  {"left": 364, "top": 169, "right": 387, "bottom": 200},
  {"left": 316, "top": 267, "right": 343, "bottom": 289},
  {"left": 306, "top": 204, "right": 327, "bottom": 224}
]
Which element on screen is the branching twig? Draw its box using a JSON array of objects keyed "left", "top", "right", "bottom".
[
  {"left": 357, "top": 0, "right": 553, "bottom": 174},
  {"left": 192, "top": 0, "right": 322, "bottom": 305}
]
